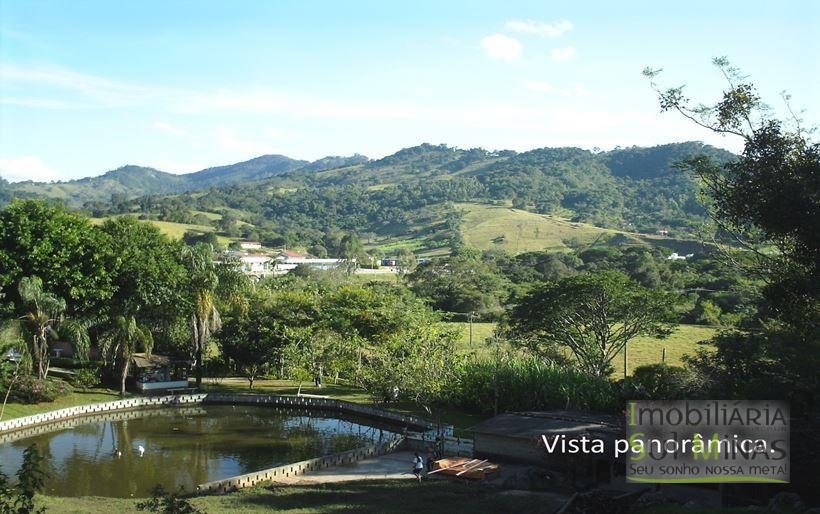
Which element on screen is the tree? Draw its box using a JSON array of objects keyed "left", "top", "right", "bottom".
[
  {"left": 0, "top": 200, "right": 114, "bottom": 317},
  {"left": 104, "top": 315, "right": 153, "bottom": 395},
  {"left": 101, "top": 217, "right": 188, "bottom": 324},
  {"left": 0, "top": 443, "right": 46, "bottom": 514},
  {"left": 646, "top": 58, "right": 820, "bottom": 409},
  {"left": 218, "top": 294, "right": 284, "bottom": 389},
  {"left": 407, "top": 254, "right": 511, "bottom": 319},
  {"left": 648, "top": 58, "right": 820, "bottom": 498},
  {"left": 645, "top": 58, "right": 819, "bottom": 286},
  {"left": 180, "top": 244, "right": 221, "bottom": 389},
  {"left": 395, "top": 247, "right": 417, "bottom": 275},
  {"left": 18, "top": 277, "right": 65, "bottom": 379},
  {"left": 506, "top": 270, "right": 677, "bottom": 377}
]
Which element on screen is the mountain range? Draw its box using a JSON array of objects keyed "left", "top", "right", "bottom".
[
  {"left": 2, "top": 153, "right": 370, "bottom": 206},
  {"left": 1, "top": 142, "right": 735, "bottom": 240}
]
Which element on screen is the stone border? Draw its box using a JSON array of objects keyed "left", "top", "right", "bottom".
[
  {"left": 196, "top": 434, "right": 406, "bottom": 494},
  {"left": 0, "top": 394, "right": 205, "bottom": 434},
  {"left": 0, "top": 393, "right": 435, "bottom": 435}
]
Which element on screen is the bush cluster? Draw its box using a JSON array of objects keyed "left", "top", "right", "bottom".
[
  {"left": 6, "top": 376, "right": 70, "bottom": 404},
  {"left": 441, "top": 357, "right": 620, "bottom": 414}
]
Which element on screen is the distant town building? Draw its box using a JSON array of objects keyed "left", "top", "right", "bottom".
[
  {"left": 273, "top": 250, "right": 353, "bottom": 274},
  {"left": 238, "top": 241, "right": 262, "bottom": 250},
  {"left": 666, "top": 252, "right": 686, "bottom": 261}
]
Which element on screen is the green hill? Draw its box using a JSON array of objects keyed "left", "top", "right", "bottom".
[
  {"left": 458, "top": 203, "right": 625, "bottom": 253},
  {"left": 4, "top": 154, "right": 370, "bottom": 206},
  {"left": 4, "top": 142, "right": 736, "bottom": 256}
]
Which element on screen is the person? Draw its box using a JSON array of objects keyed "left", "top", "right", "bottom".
[
  {"left": 426, "top": 446, "right": 436, "bottom": 472},
  {"left": 412, "top": 452, "right": 424, "bottom": 482}
]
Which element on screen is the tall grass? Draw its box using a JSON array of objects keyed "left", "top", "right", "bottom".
[{"left": 442, "top": 357, "right": 619, "bottom": 415}]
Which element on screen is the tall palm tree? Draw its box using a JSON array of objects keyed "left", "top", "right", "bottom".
[
  {"left": 104, "top": 315, "right": 153, "bottom": 395},
  {"left": 180, "top": 244, "right": 221, "bottom": 389},
  {"left": 18, "top": 276, "right": 66, "bottom": 379}
]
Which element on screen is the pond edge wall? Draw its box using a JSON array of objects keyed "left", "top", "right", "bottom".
[
  {"left": 196, "top": 433, "right": 406, "bottom": 494},
  {"left": 0, "top": 393, "right": 435, "bottom": 435}
]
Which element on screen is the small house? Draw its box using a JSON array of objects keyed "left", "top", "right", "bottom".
[
  {"left": 131, "top": 353, "right": 191, "bottom": 393},
  {"left": 239, "top": 241, "right": 262, "bottom": 250},
  {"left": 469, "top": 411, "right": 623, "bottom": 483}
]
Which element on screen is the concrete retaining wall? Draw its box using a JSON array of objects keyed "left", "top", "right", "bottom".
[
  {"left": 0, "top": 393, "right": 434, "bottom": 436},
  {"left": 0, "top": 394, "right": 206, "bottom": 434},
  {"left": 196, "top": 434, "right": 406, "bottom": 494}
]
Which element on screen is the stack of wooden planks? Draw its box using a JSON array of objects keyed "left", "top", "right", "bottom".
[{"left": 428, "top": 457, "right": 501, "bottom": 480}]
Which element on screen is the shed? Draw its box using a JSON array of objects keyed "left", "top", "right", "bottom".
[
  {"left": 469, "top": 411, "right": 624, "bottom": 483},
  {"left": 131, "top": 353, "right": 191, "bottom": 393}
]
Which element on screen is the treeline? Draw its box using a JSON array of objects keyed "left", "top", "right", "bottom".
[
  {"left": 79, "top": 143, "right": 737, "bottom": 250},
  {"left": 406, "top": 244, "right": 760, "bottom": 326}
]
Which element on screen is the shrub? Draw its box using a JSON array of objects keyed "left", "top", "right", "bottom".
[
  {"left": 0, "top": 444, "right": 46, "bottom": 513},
  {"left": 621, "top": 363, "right": 706, "bottom": 400},
  {"left": 442, "top": 357, "right": 619, "bottom": 414},
  {"left": 71, "top": 368, "right": 100, "bottom": 391},
  {"left": 136, "top": 485, "right": 204, "bottom": 514},
  {"left": 8, "top": 375, "right": 70, "bottom": 404}
]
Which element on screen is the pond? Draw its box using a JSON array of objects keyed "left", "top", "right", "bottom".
[{"left": 0, "top": 405, "right": 398, "bottom": 498}]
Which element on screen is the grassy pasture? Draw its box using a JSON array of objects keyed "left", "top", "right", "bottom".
[
  {"left": 449, "top": 322, "right": 716, "bottom": 375},
  {"left": 456, "top": 203, "right": 626, "bottom": 254}
]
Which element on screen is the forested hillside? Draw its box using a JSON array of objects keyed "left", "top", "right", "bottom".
[
  {"left": 3, "top": 142, "right": 735, "bottom": 255},
  {"left": 4, "top": 154, "right": 369, "bottom": 205}
]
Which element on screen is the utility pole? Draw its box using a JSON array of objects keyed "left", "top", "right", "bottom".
[
  {"left": 469, "top": 312, "right": 474, "bottom": 347},
  {"left": 624, "top": 342, "right": 628, "bottom": 379}
]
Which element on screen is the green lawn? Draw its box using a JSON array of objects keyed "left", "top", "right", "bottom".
[
  {"left": 0, "top": 387, "right": 130, "bottom": 421},
  {"left": 450, "top": 322, "right": 716, "bottom": 375},
  {"left": 38, "top": 479, "right": 564, "bottom": 513},
  {"left": 90, "top": 216, "right": 233, "bottom": 244},
  {"left": 614, "top": 324, "right": 716, "bottom": 376},
  {"left": 449, "top": 321, "right": 497, "bottom": 350}
]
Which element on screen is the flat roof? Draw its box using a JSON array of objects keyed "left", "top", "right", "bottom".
[{"left": 468, "top": 410, "right": 622, "bottom": 439}]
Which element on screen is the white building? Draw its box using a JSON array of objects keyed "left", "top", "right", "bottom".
[
  {"left": 239, "top": 241, "right": 262, "bottom": 250},
  {"left": 273, "top": 250, "right": 354, "bottom": 274}
]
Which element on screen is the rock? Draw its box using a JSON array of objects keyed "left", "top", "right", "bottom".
[
  {"left": 633, "top": 491, "right": 672, "bottom": 510},
  {"left": 768, "top": 492, "right": 806, "bottom": 513}
]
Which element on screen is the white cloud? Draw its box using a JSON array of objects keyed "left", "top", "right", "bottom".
[
  {"left": 0, "top": 156, "right": 60, "bottom": 182},
  {"left": 213, "top": 126, "right": 285, "bottom": 156},
  {"left": 0, "top": 96, "right": 80, "bottom": 109},
  {"left": 481, "top": 33, "right": 522, "bottom": 62},
  {"left": 153, "top": 121, "right": 187, "bottom": 136},
  {"left": 505, "top": 19, "right": 573, "bottom": 38},
  {"left": 0, "top": 62, "right": 154, "bottom": 106},
  {"left": 522, "top": 80, "right": 590, "bottom": 97},
  {"left": 550, "top": 46, "right": 576, "bottom": 62},
  {"left": 522, "top": 80, "right": 561, "bottom": 94}
]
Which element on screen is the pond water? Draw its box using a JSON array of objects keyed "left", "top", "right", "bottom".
[{"left": 0, "top": 405, "right": 397, "bottom": 497}]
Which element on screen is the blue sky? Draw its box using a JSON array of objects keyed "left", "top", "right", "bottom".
[{"left": 1, "top": 0, "right": 818, "bottom": 182}]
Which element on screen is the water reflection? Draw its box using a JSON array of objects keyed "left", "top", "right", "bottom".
[{"left": 0, "top": 405, "right": 396, "bottom": 498}]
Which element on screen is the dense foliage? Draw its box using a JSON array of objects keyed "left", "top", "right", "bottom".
[
  {"left": 0, "top": 444, "right": 46, "bottom": 514},
  {"left": 441, "top": 358, "right": 619, "bottom": 415},
  {"left": 59, "top": 142, "right": 737, "bottom": 252},
  {"left": 505, "top": 270, "right": 678, "bottom": 377}
]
